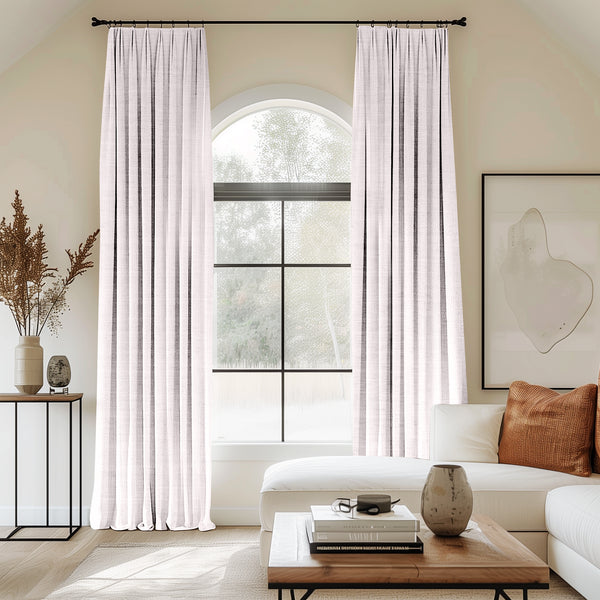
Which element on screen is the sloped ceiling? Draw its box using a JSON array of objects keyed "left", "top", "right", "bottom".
[
  {"left": 0, "top": 0, "right": 87, "bottom": 74},
  {"left": 515, "top": 0, "right": 600, "bottom": 79},
  {"left": 0, "top": 0, "right": 599, "bottom": 79}
]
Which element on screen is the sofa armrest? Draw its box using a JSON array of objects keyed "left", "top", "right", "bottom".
[{"left": 430, "top": 403, "right": 505, "bottom": 463}]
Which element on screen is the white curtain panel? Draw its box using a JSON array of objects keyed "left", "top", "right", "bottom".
[
  {"left": 90, "top": 27, "right": 214, "bottom": 531},
  {"left": 351, "top": 26, "right": 467, "bottom": 458}
]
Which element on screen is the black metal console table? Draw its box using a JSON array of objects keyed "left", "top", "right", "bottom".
[{"left": 0, "top": 393, "right": 82, "bottom": 541}]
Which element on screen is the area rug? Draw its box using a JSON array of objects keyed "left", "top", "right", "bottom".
[{"left": 47, "top": 540, "right": 583, "bottom": 600}]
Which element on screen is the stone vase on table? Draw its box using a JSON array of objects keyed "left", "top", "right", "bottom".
[
  {"left": 421, "top": 463, "right": 473, "bottom": 536},
  {"left": 14, "top": 335, "right": 44, "bottom": 394}
]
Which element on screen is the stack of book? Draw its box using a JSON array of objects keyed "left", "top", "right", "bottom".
[{"left": 306, "top": 503, "right": 423, "bottom": 554}]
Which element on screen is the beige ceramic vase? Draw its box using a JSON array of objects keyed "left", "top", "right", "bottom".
[
  {"left": 421, "top": 464, "right": 473, "bottom": 536},
  {"left": 14, "top": 335, "right": 44, "bottom": 394}
]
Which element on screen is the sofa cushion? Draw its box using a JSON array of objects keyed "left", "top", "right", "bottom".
[
  {"left": 546, "top": 485, "right": 600, "bottom": 569},
  {"left": 431, "top": 403, "right": 505, "bottom": 463},
  {"left": 259, "top": 456, "right": 600, "bottom": 533},
  {"left": 498, "top": 381, "right": 597, "bottom": 477}
]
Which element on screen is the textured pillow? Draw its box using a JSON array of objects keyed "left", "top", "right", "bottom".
[
  {"left": 430, "top": 403, "right": 505, "bottom": 463},
  {"left": 498, "top": 381, "right": 597, "bottom": 477},
  {"left": 594, "top": 371, "right": 600, "bottom": 473}
]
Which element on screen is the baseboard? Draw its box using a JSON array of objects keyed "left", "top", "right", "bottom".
[
  {"left": 0, "top": 505, "right": 91, "bottom": 526},
  {"left": 210, "top": 507, "right": 260, "bottom": 526}
]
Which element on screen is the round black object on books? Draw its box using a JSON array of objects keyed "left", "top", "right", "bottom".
[
  {"left": 356, "top": 494, "right": 396, "bottom": 514},
  {"left": 331, "top": 495, "right": 401, "bottom": 515}
]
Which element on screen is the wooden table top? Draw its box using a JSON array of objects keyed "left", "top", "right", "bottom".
[{"left": 268, "top": 512, "right": 549, "bottom": 587}]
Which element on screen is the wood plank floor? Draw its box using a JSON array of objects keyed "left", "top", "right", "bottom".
[{"left": 0, "top": 525, "right": 260, "bottom": 600}]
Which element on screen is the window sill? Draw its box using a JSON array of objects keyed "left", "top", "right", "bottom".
[{"left": 211, "top": 442, "right": 352, "bottom": 462}]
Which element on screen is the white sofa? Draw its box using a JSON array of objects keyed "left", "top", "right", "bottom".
[{"left": 259, "top": 403, "right": 600, "bottom": 598}]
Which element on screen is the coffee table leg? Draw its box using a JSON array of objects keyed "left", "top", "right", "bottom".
[{"left": 493, "top": 590, "right": 528, "bottom": 600}]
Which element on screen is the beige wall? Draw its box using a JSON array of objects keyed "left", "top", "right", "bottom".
[{"left": 0, "top": 0, "right": 599, "bottom": 525}]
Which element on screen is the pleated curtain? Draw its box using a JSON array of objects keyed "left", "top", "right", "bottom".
[
  {"left": 351, "top": 26, "right": 467, "bottom": 458},
  {"left": 90, "top": 27, "right": 214, "bottom": 531}
]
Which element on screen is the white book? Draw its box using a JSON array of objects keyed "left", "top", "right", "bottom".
[
  {"left": 310, "top": 503, "right": 420, "bottom": 532},
  {"left": 311, "top": 526, "right": 418, "bottom": 543}
]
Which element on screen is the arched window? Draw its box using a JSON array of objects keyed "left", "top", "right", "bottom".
[{"left": 212, "top": 88, "right": 352, "bottom": 443}]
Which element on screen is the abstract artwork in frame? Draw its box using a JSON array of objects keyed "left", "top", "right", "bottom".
[{"left": 482, "top": 173, "right": 600, "bottom": 389}]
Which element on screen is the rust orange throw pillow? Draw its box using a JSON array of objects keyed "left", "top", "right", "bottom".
[
  {"left": 594, "top": 379, "right": 600, "bottom": 473},
  {"left": 498, "top": 381, "right": 597, "bottom": 477}
]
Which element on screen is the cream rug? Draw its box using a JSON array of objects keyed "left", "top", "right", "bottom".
[{"left": 47, "top": 533, "right": 583, "bottom": 600}]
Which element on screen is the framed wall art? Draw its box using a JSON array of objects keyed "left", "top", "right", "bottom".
[{"left": 482, "top": 173, "right": 600, "bottom": 389}]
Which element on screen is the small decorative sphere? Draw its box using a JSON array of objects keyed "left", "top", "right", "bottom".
[{"left": 47, "top": 355, "right": 71, "bottom": 388}]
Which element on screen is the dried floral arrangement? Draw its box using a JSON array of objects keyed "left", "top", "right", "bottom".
[{"left": 0, "top": 190, "right": 99, "bottom": 336}]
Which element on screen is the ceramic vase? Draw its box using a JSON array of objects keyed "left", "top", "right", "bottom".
[
  {"left": 421, "top": 464, "right": 473, "bottom": 536},
  {"left": 14, "top": 335, "right": 44, "bottom": 394},
  {"left": 47, "top": 355, "right": 71, "bottom": 389}
]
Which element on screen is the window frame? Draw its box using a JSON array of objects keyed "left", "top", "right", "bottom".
[{"left": 213, "top": 182, "right": 351, "bottom": 442}]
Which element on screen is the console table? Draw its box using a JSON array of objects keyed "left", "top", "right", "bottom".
[{"left": 0, "top": 393, "right": 82, "bottom": 541}]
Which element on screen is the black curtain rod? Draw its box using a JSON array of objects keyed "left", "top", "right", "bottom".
[{"left": 91, "top": 16, "right": 467, "bottom": 28}]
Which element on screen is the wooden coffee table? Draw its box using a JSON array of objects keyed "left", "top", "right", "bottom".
[{"left": 268, "top": 512, "right": 549, "bottom": 600}]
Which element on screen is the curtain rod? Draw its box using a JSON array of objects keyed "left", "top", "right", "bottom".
[{"left": 91, "top": 16, "right": 467, "bottom": 28}]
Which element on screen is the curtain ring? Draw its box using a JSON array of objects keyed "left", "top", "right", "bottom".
[
  {"left": 387, "top": 20, "right": 392, "bottom": 28},
  {"left": 371, "top": 20, "right": 374, "bottom": 28},
  {"left": 420, "top": 20, "right": 423, "bottom": 28},
  {"left": 146, "top": 20, "right": 149, "bottom": 28},
  {"left": 355, "top": 20, "right": 359, "bottom": 28},
  {"left": 172, "top": 20, "right": 175, "bottom": 28},
  {"left": 406, "top": 21, "right": 409, "bottom": 28},
  {"left": 187, "top": 20, "right": 190, "bottom": 27},
  {"left": 132, "top": 19, "right": 136, "bottom": 28}
]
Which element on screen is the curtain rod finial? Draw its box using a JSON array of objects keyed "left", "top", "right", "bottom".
[{"left": 91, "top": 17, "right": 109, "bottom": 27}]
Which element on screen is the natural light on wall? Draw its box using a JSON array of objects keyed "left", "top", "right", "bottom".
[{"left": 212, "top": 103, "right": 352, "bottom": 443}]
